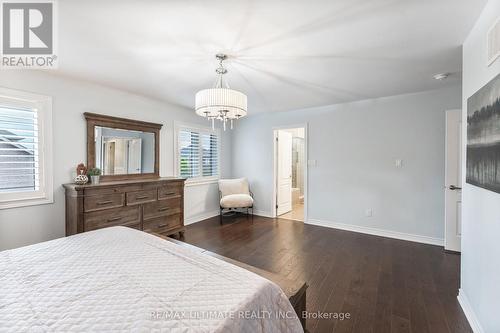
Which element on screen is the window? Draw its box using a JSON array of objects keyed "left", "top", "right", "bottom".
[
  {"left": 176, "top": 124, "right": 219, "bottom": 183},
  {"left": 0, "top": 88, "right": 53, "bottom": 209}
]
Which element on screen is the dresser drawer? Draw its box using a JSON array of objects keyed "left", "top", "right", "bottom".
[
  {"left": 158, "top": 183, "right": 183, "bottom": 199},
  {"left": 143, "top": 197, "right": 181, "bottom": 220},
  {"left": 143, "top": 214, "right": 182, "bottom": 234},
  {"left": 84, "top": 193, "right": 124, "bottom": 212},
  {"left": 126, "top": 189, "right": 157, "bottom": 205},
  {"left": 84, "top": 205, "right": 140, "bottom": 231},
  {"left": 128, "top": 223, "right": 142, "bottom": 231}
]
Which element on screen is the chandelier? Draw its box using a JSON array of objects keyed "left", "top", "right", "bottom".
[{"left": 195, "top": 54, "right": 247, "bottom": 130}]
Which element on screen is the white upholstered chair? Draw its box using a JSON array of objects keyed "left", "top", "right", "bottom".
[{"left": 218, "top": 178, "right": 254, "bottom": 224}]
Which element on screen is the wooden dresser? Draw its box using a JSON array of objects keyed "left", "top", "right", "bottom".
[{"left": 64, "top": 178, "right": 185, "bottom": 237}]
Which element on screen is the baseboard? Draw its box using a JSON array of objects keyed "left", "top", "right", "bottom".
[
  {"left": 186, "top": 209, "right": 274, "bottom": 224},
  {"left": 458, "top": 289, "right": 484, "bottom": 333},
  {"left": 253, "top": 210, "right": 274, "bottom": 218},
  {"left": 306, "top": 219, "right": 444, "bottom": 246},
  {"left": 184, "top": 210, "right": 220, "bottom": 225}
]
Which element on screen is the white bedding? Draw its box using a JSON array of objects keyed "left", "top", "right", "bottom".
[{"left": 0, "top": 227, "right": 303, "bottom": 332}]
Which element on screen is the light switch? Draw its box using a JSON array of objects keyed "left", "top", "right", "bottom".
[{"left": 395, "top": 159, "right": 403, "bottom": 168}]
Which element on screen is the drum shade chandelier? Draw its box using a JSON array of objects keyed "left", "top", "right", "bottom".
[{"left": 195, "top": 54, "right": 247, "bottom": 130}]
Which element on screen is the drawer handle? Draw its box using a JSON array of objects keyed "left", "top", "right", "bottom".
[
  {"left": 164, "top": 192, "right": 176, "bottom": 195},
  {"left": 97, "top": 200, "right": 113, "bottom": 205},
  {"left": 157, "top": 223, "right": 169, "bottom": 228},
  {"left": 136, "top": 195, "right": 149, "bottom": 200},
  {"left": 158, "top": 207, "right": 170, "bottom": 212},
  {"left": 107, "top": 217, "right": 122, "bottom": 222}
]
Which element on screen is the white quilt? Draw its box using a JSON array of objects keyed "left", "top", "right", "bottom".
[{"left": 0, "top": 227, "right": 303, "bottom": 333}]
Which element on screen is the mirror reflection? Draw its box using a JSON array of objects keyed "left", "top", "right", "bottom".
[{"left": 95, "top": 126, "right": 155, "bottom": 175}]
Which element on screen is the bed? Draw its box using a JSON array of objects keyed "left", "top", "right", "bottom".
[{"left": 0, "top": 227, "right": 303, "bottom": 332}]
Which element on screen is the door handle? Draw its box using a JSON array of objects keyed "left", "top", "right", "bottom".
[{"left": 449, "top": 185, "right": 462, "bottom": 190}]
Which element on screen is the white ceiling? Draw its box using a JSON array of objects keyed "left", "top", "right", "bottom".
[{"left": 57, "top": 0, "right": 487, "bottom": 114}]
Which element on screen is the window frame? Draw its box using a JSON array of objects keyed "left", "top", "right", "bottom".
[
  {"left": 174, "top": 122, "right": 220, "bottom": 186},
  {"left": 0, "top": 87, "right": 53, "bottom": 209}
]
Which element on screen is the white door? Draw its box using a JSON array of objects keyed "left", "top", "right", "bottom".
[
  {"left": 277, "top": 130, "right": 293, "bottom": 216},
  {"left": 127, "top": 138, "right": 142, "bottom": 174},
  {"left": 113, "top": 139, "right": 128, "bottom": 174},
  {"left": 103, "top": 141, "right": 115, "bottom": 175},
  {"left": 445, "top": 109, "right": 462, "bottom": 252}
]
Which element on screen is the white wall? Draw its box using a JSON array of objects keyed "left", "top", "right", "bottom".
[
  {"left": 460, "top": 1, "right": 500, "bottom": 332},
  {"left": 231, "top": 86, "right": 461, "bottom": 243},
  {"left": 0, "top": 71, "right": 231, "bottom": 251}
]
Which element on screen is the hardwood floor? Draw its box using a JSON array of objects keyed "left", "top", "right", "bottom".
[{"left": 182, "top": 214, "right": 471, "bottom": 333}]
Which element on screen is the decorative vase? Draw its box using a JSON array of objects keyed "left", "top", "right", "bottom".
[
  {"left": 75, "top": 163, "right": 88, "bottom": 185},
  {"left": 75, "top": 174, "right": 88, "bottom": 185},
  {"left": 90, "top": 175, "right": 100, "bottom": 184}
]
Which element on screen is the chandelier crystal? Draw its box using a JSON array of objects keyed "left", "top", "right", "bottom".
[{"left": 195, "top": 54, "right": 247, "bottom": 130}]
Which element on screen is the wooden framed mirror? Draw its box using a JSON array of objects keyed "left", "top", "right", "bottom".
[{"left": 85, "top": 112, "right": 162, "bottom": 181}]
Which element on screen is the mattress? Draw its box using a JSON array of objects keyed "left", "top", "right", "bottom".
[{"left": 0, "top": 227, "right": 303, "bottom": 332}]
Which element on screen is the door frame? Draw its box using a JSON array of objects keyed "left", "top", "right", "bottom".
[{"left": 272, "top": 123, "right": 308, "bottom": 222}]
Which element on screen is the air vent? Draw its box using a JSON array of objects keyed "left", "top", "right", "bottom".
[{"left": 488, "top": 17, "right": 500, "bottom": 66}]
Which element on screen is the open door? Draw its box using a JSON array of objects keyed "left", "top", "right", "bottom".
[
  {"left": 445, "top": 109, "right": 462, "bottom": 252},
  {"left": 127, "top": 138, "right": 142, "bottom": 174},
  {"left": 276, "top": 130, "right": 293, "bottom": 216}
]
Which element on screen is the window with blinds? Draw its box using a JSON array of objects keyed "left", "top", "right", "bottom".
[
  {"left": 0, "top": 106, "right": 39, "bottom": 193},
  {"left": 0, "top": 87, "right": 52, "bottom": 210},
  {"left": 178, "top": 127, "right": 219, "bottom": 180}
]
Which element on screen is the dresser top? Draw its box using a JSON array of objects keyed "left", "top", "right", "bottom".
[{"left": 63, "top": 177, "right": 185, "bottom": 190}]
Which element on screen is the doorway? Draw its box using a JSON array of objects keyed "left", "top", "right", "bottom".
[
  {"left": 444, "top": 109, "right": 462, "bottom": 252},
  {"left": 273, "top": 126, "right": 306, "bottom": 222}
]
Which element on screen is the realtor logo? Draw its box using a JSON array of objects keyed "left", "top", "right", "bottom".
[{"left": 1, "top": 1, "right": 57, "bottom": 68}]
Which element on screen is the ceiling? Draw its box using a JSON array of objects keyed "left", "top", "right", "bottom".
[{"left": 57, "top": 0, "right": 487, "bottom": 114}]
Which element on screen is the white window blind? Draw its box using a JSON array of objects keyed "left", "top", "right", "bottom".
[
  {"left": 178, "top": 127, "right": 219, "bottom": 180},
  {"left": 0, "top": 106, "right": 39, "bottom": 192},
  {"left": 0, "top": 87, "right": 52, "bottom": 210}
]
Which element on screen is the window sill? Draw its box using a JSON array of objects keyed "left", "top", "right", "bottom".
[
  {"left": 184, "top": 178, "right": 219, "bottom": 187},
  {"left": 0, "top": 196, "right": 53, "bottom": 210}
]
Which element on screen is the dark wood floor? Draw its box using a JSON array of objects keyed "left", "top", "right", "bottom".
[{"left": 182, "top": 214, "right": 471, "bottom": 333}]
